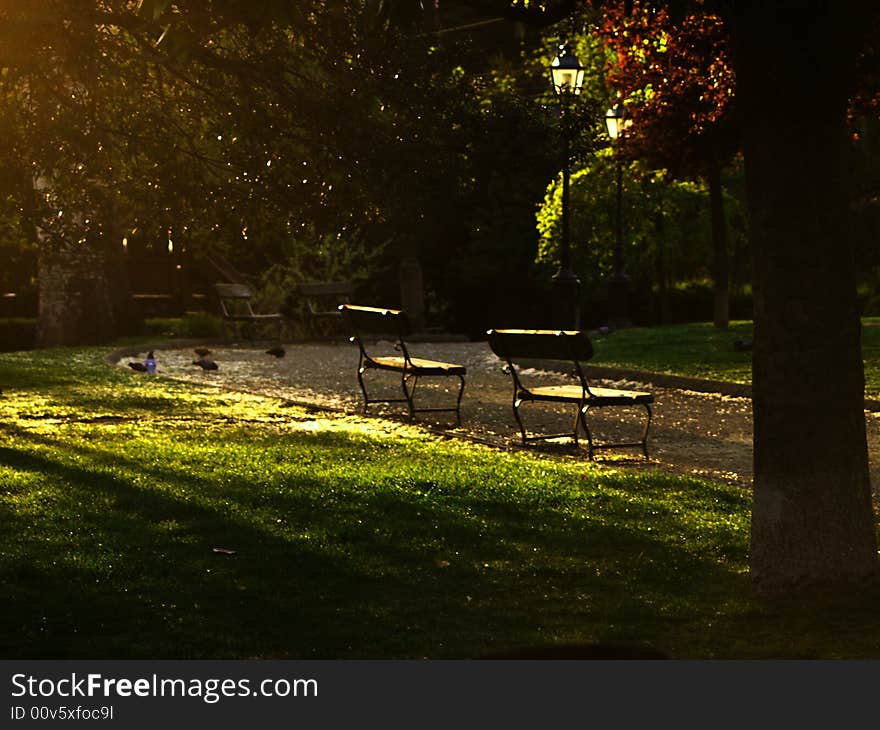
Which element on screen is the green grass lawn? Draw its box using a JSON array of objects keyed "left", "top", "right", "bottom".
[
  {"left": 2, "top": 345, "right": 880, "bottom": 659},
  {"left": 591, "top": 318, "right": 880, "bottom": 398}
]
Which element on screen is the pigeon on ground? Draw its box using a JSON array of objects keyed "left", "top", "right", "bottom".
[
  {"left": 194, "top": 347, "right": 212, "bottom": 357},
  {"left": 193, "top": 357, "right": 219, "bottom": 371},
  {"left": 128, "top": 361, "right": 148, "bottom": 372},
  {"left": 145, "top": 351, "right": 156, "bottom": 374},
  {"left": 265, "top": 346, "right": 285, "bottom": 358}
]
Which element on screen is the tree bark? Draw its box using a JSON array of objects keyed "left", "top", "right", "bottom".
[
  {"left": 730, "top": 2, "right": 878, "bottom": 591},
  {"left": 37, "top": 242, "right": 118, "bottom": 347}
]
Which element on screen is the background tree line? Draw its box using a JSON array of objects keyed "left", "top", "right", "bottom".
[
  {"left": 0, "top": 1, "right": 550, "bottom": 341},
  {"left": 1, "top": 3, "right": 878, "bottom": 344},
  {"left": 0, "top": 0, "right": 784, "bottom": 344}
]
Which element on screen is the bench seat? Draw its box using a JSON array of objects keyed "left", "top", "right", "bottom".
[
  {"left": 525, "top": 385, "right": 653, "bottom": 406},
  {"left": 368, "top": 356, "right": 467, "bottom": 375}
]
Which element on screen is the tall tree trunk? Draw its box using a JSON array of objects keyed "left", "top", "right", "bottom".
[
  {"left": 731, "top": 2, "right": 878, "bottom": 592},
  {"left": 707, "top": 157, "right": 729, "bottom": 329},
  {"left": 37, "top": 242, "right": 117, "bottom": 347}
]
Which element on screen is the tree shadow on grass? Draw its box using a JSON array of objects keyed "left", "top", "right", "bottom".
[{"left": 1, "top": 426, "right": 868, "bottom": 659}]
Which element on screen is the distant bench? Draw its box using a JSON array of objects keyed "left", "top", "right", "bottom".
[
  {"left": 213, "top": 282, "right": 284, "bottom": 340},
  {"left": 296, "top": 282, "right": 353, "bottom": 335},
  {"left": 340, "top": 304, "right": 466, "bottom": 425},
  {"left": 488, "top": 328, "right": 654, "bottom": 458}
]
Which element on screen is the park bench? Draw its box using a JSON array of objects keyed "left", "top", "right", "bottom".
[
  {"left": 296, "top": 281, "right": 353, "bottom": 335},
  {"left": 488, "top": 328, "right": 654, "bottom": 458},
  {"left": 341, "top": 304, "right": 467, "bottom": 425},
  {"left": 213, "top": 282, "right": 284, "bottom": 340}
]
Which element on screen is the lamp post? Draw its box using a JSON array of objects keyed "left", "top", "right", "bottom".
[
  {"left": 604, "top": 104, "right": 631, "bottom": 329},
  {"left": 549, "top": 43, "right": 585, "bottom": 330}
]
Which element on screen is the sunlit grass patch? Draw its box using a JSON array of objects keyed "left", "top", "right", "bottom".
[
  {"left": 591, "top": 318, "right": 880, "bottom": 399},
  {"left": 590, "top": 321, "right": 754, "bottom": 383}
]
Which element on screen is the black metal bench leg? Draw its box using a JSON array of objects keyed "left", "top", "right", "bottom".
[
  {"left": 455, "top": 374, "right": 465, "bottom": 426},
  {"left": 401, "top": 372, "right": 417, "bottom": 419},
  {"left": 571, "top": 408, "right": 581, "bottom": 446},
  {"left": 579, "top": 405, "right": 595, "bottom": 459},
  {"left": 356, "top": 358, "right": 371, "bottom": 414},
  {"left": 513, "top": 397, "right": 529, "bottom": 444},
  {"left": 402, "top": 373, "right": 465, "bottom": 425},
  {"left": 514, "top": 398, "right": 587, "bottom": 447},
  {"left": 641, "top": 404, "right": 653, "bottom": 458}
]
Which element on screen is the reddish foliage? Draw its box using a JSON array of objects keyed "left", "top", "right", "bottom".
[{"left": 595, "top": 0, "right": 738, "bottom": 174}]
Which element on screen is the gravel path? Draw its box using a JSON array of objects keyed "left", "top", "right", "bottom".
[{"left": 116, "top": 340, "right": 880, "bottom": 493}]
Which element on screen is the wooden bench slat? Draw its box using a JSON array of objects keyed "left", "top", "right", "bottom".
[
  {"left": 525, "top": 385, "right": 653, "bottom": 405},
  {"left": 214, "top": 283, "right": 254, "bottom": 299},
  {"left": 370, "top": 355, "right": 467, "bottom": 375},
  {"left": 488, "top": 328, "right": 593, "bottom": 362}
]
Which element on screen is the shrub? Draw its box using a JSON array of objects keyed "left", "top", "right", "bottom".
[{"left": 143, "top": 313, "right": 226, "bottom": 339}]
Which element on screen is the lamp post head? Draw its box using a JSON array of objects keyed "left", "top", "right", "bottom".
[
  {"left": 550, "top": 43, "right": 585, "bottom": 96},
  {"left": 604, "top": 104, "right": 630, "bottom": 140}
]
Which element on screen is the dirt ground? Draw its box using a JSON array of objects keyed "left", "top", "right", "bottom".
[{"left": 118, "top": 340, "right": 880, "bottom": 495}]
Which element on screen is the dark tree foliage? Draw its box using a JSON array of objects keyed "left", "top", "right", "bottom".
[
  {"left": 126, "top": 1, "right": 563, "bottom": 332},
  {"left": 0, "top": 2, "right": 225, "bottom": 343},
  {"left": 849, "top": 13, "right": 880, "bottom": 302},
  {"left": 1, "top": 1, "right": 564, "bottom": 337}
]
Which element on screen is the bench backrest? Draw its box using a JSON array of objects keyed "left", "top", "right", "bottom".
[
  {"left": 487, "top": 329, "right": 594, "bottom": 363},
  {"left": 488, "top": 329, "right": 596, "bottom": 396},
  {"left": 340, "top": 304, "right": 411, "bottom": 337},
  {"left": 340, "top": 304, "right": 416, "bottom": 363},
  {"left": 298, "top": 282, "right": 353, "bottom": 315},
  {"left": 214, "top": 282, "right": 253, "bottom": 299},
  {"left": 214, "top": 282, "right": 256, "bottom": 318}
]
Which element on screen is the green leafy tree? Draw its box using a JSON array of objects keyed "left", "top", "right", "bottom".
[{"left": 536, "top": 151, "right": 745, "bottom": 325}]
